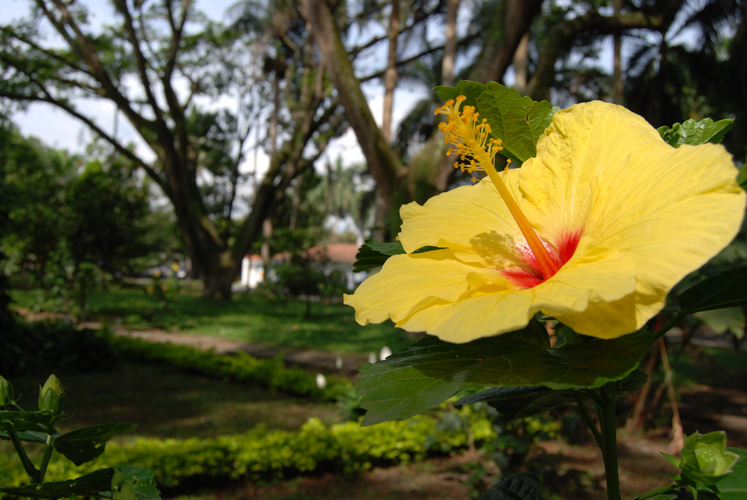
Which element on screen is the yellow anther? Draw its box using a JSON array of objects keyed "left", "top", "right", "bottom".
[{"left": 435, "top": 96, "right": 560, "bottom": 280}]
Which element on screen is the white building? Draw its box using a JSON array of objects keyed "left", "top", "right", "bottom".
[{"left": 239, "top": 243, "right": 366, "bottom": 291}]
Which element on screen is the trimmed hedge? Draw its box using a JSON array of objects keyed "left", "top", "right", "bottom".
[
  {"left": 1, "top": 408, "right": 496, "bottom": 492},
  {"left": 106, "top": 333, "right": 352, "bottom": 401}
]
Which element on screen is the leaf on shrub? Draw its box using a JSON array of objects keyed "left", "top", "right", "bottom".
[
  {"left": 657, "top": 118, "right": 733, "bottom": 148},
  {"left": 358, "top": 320, "right": 652, "bottom": 425},
  {"left": 477, "top": 82, "right": 556, "bottom": 164},
  {"left": 711, "top": 447, "right": 747, "bottom": 500},
  {"left": 738, "top": 163, "right": 747, "bottom": 191},
  {"left": 11, "top": 430, "right": 49, "bottom": 444},
  {"left": 696, "top": 308, "right": 745, "bottom": 339},
  {"left": 435, "top": 81, "right": 556, "bottom": 165},
  {"left": 0, "top": 467, "right": 140, "bottom": 499},
  {"left": 0, "top": 409, "right": 57, "bottom": 434},
  {"left": 113, "top": 465, "right": 162, "bottom": 500},
  {"left": 352, "top": 239, "right": 443, "bottom": 272},
  {"left": 434, "top": 80, "right": 486, "bottom": 109},
  {"left": 479, "top": 472, "right": 541, "bottom": 500},
  {"left": 677, "top": 266, "right": 747, "bottom": 314},
  {"left": 455, "top": 370, "right": 647, "bottom": 420},
  {"left": 457, "top": 386, "right": 574, "bottom": 421},
  {"left": 55, "top": 422, "right": 137, "bottom": 466},
  {"left": 352, "top": 241, "right": 402, "bottom": 272}
]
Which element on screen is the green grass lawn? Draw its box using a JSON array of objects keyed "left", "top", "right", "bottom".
[{"left": 11, "top": 286, "right": 413, "bottom": 354}]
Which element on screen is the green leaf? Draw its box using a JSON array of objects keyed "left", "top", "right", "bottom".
[
  {"left": 435, "top": 81, "right": 556, "bottom": 165},
  {"left": 480, "top": 472, "right": 541, "bottom": 500},
  {"left": 477, "top": 82, "right": 555, "bottom": 164},
  {"left": 434, "top": 81, "right": 486, "bottom": 107},
  {"left": 0, "top": 409, "right": 57, "bottom": 434},
  {"left": 352, "top": 239, "right": 444, "bottom": 272},
  {"left": 358, "top": 321, "right": 652, "bottom": 425},
  {"left": 455, "top": 370, "right": 647, "bottom": 420},
  {"left": 55, "top": 422, "right": 137, "bottom": 466},
  {"left": 737, "top": 163, "right": 747, "bottom": 191},
  {"left": 113, "top": 465, "right": 162, "bottom": 500},
  {"left": 712, "top": 447, "right": 747, "bottom": 499},
  {"left": 553, "top": 323, "right": 579, "bottom": 347},
  {"left": 12, "top": 430, "right": 49, "bottom": 444},
  {"left": 677, "top": 267, "right": 747, "bottom": 314},
  {"left": 0, "top": 375, "right": 13, "bottom": 406},
  {"left": 352, "top": 240, "right": 405, "bottom": 272},
  {"left": 695, "top": 308, "right": 745, "bottom": 339},
  {"left": 365, "top": 239, "right": 407, "bottom": 256},
  {"left": 0, "top": 467, "right": 142, "bottom": 499},
  {"left": 657, "top": 118, "right": 733, "bottom": 148}
]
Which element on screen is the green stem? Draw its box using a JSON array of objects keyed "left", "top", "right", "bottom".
[
  {"left": 36, "top": 434, "right": 55, "bottom": 484},
  {"left": 574, "top": 391, "right": 604, "bottom": 448},
  {"left": 652, "top": 309, "right": 688, "bottom": 342},
  {"left": 585, "top": 387, "right": 606, "bottom": 408},
  {"left": 7, "top": 428, "right": 39, "bottom": 480},
  {"left": 635, "top": 483, "right": 677, "bottom": 500},
  {"left": 599, "top": 382, "right": 622, "bottom": 500}
]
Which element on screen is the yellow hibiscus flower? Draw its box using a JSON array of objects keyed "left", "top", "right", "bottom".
[{"left": 344, "top": 100, "right": 746, "bottom": 342}]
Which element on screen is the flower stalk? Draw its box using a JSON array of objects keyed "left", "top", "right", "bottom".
[{"left": 599, "top": 382, "right": 622, "bottom": 500}]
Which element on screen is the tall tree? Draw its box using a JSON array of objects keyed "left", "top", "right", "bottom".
[
  {"left": 622, "top": 0, "right": 745, "bottom": 159},
  {"left": 0, "top": 0, "right": 342, "bottom": 299},
  {"left": 382, "top": 0, "right": 401, "bottom": 144},
  {"left": 300, "top": 0, "right": 405, "bottom": 240},
  {"left": 441, "top": 0, "right": 459, "bottom": 87}
]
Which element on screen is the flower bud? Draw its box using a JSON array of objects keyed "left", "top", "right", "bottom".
[
  {"left": 38, "top": 374, "right": 65, "bottom": 415},
  {"left": 0, "top": 376, "right": 14, "bottom": 407},
  {"left": 678, "top": 431, "right": 739, "bottom": 485}
]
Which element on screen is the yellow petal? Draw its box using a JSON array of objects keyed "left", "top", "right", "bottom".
[
  {"left": 347, "top": 101, "right": 746, "bottom": 343},
  {"left": 343, "top": 249, "right": 507, "bottom": 327},
  {"left": 521, "top": 101, "right": 746, "bottom": 334},
  {"left": 395, "top": 237, "right": 636, "bottom": 342},
  {"left": 398, "top": 173, "right": 525, "bottom": 268}
]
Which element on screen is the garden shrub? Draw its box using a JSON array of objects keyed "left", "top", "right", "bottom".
[{"left": 0, "top": 406, "right": 497, "bottom": 493}]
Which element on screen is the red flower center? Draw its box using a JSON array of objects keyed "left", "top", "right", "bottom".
[{"left": 502, "top": 230, "right": 583, "bottom": 288}]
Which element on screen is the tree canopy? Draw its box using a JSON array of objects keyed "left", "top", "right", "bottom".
[{"left": 1, "top": 0, "right": 743, "bottom": 298}]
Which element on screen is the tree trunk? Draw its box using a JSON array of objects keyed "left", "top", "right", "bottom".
[
  {"left": 471, "top": 0, "right": 544, "bottom": 84},
  {"left": 513, "top": 33, "right": 529, "bottom": 95},
  {"left": 441, "top": 0, "right": 459, "bottom": 87},
  {"left": 611, "top": 0, "right": 624, "bottom": 104},
  {"left": 161, "top": 154, "right": 233, "bottom": 300},
  {"left": 382, "top": 0, "right": 400, "bottom": 143},
  {"left": 201, "top": 250, "right": 236, "bottom": 300},
  {"left": 261, "top": 70, "right": 281, "bottom": 272},
  {"left": 300, "top": 0, "right": 404, "bottom": 241}
]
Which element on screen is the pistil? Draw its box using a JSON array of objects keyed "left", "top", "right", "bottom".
[{"left": 436, "top": 96, "right": 560, "bottom": 280}]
